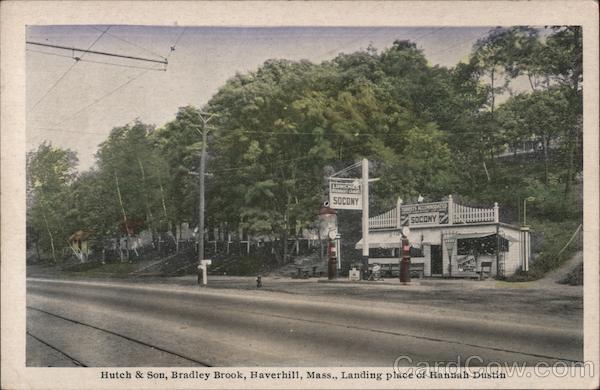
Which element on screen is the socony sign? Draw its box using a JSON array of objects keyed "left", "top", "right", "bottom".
[
  {"left": 329, "top": 178, "right": 362, "bottom": 210},
  {"left": 409, "top": 212, "right": 439, "bottom": 226}
]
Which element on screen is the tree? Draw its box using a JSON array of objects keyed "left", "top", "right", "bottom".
[
  {"left": 497, "top": 88, "right": 573, "bottom": 186},
  {"left": 153, "top": 106, "right": 204, "bottom": 235},
  {"left": 480, "top": 26, "right": 583, "bottom": 196},
  {"left": 26, "top": 142, "right": 78, "bottom": 262},
  {"left": 204, "top": 43, "right": 460, "bottom": 262},
  {"left": 207, "top": 60, "right": 332, "bottom": 263},
  {"left": 541, "top": 27, "right": 582, "bottom": 196},
  {"left": 95, "top": 121, "right": 170, "bottom": 247}
]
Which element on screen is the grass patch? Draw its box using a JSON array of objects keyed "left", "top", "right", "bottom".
[
  {"left": 64, "top": 261, "right": 136, "bottom": 277},
  {"left": 211, "top": 255, "right": 278, "bottom": 276}
]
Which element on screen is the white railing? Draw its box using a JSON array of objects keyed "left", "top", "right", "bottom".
[
  {"left": 452, "top": 203, "right": 497, "bottom": 224},
  {"left": 367, "top": 195, "right": 499, "bottom": 229},
  {"left": 369, "top": 207, "right": 398, "bottom": 229}
]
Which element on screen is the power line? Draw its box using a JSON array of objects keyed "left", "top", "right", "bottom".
[
  {"left": 52, "top": 70, "right": 150, "bottom": 127},
  {"left": 70, "top": 57, "right": 166, "bottom": 72},
  {"left": 26, "top": 41, "right": 168, "bottom": 65},
  {"left": 322, "top": 27, "right": 447, "bottom": 60},
  {"left": 414, "top": 27, "right": 447, "bottom": 41},
  {"left": 27, "top": 48, "right": 167, "bottom": 72},
  {"left": 29, "top": 25, "right": 172, "bottom": 127},
  {"left": 26, "top": 48, "right": 75, "bottom": 60},
  {"left": 89, "top": 25, "right": 167, "bottom": 61},
  {"left": 330, "top": 161, "right": 361, "bottom": 177},
  {"left": 429, "top": 31, "right": 488, "bottom": 58},
  {"left": 28, "top": 26, "right": 112, "bottom": 112},
  {"left": 30, "top": 126, "right": 109, "bottom": 136},
  {"left": 210, "top": 154, "right": 326, "bottom": 174},
  {"left": 33, "top": 123, "right": 521, "bottom": 138},
  {"left": 166, "top": 27, "right": 187, "bottom": 59}
]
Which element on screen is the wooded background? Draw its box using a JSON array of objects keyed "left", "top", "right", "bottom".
[{"left": 26, "top": 26, "right": 583, "bottom": 278}]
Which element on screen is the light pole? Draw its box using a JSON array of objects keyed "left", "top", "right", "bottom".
[
  {"left": 444, "top": 235, "right": 456, "bottom": 278},
  {"left": 523, "top": 196, "right": 535, "bottom": 226}
]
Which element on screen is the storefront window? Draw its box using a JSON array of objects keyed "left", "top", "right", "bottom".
[
  {"left": 457, "top": 234, "right": 508, "bottom": 256},
  {"left": 410, "top": 246, "right": 424, "bottom": 257}
]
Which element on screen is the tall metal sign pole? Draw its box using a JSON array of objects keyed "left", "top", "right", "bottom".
[
  {"left": 361, "top": 159, "right": 369, "bottom": 278},
  {"left": 328, "top": 159, "right": 369, "bottom": 279}
]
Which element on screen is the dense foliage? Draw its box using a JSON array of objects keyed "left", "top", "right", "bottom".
[{"left": 27, "top": 27, "right": 583, "bottom": 271}]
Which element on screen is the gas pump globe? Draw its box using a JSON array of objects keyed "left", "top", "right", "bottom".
[
  {"left": 319, "top": 204, "right": 338, "bottom": 279},
  {"left": 319, "top": 204, "right": 337, "bottom": 233}
]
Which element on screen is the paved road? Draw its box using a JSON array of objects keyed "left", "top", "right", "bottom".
[{"left": 27, "top": 278, "right": 582, "bottom": 367}]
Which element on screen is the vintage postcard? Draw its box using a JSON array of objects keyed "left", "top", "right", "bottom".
[{"left": 1, "top": 1, "right": 598, "bottom": 389}]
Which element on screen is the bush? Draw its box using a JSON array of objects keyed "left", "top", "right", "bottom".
[
  {"left": 524, "top": 178, "right": 582, "bottom": 222},
  {"left": 506, "top": 218, "right": 581, "bottom": 282},
  {"left": 559, "top": 262, "right": 583, "bottom": 285}
]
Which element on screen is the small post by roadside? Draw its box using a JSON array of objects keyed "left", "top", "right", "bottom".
[{"left": 198, "top": 259, "right": 211, "bottom": 286}]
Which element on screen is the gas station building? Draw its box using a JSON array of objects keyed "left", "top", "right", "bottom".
[{"left": 355, "top": 196, "right": 531, "bottom": 278}]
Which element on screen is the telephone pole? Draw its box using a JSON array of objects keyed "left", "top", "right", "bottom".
[{"left": 195, "top": 111, "right": 217, "bottom": 284}]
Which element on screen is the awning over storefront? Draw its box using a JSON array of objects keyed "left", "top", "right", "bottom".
[
  {"left": 356, "top": 231, "right": 518, "bottom": 250},
  {"left": 447, "top": 232, "right": 518, "bottom": 242},
  {"left": 355, "top": 231, "right": 403, "bottom": 249},
  {"left": 447, "top": 233, "right": 493, "bottom": 240}
]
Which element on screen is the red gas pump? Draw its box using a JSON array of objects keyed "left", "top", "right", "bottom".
[
  {"left": 399, "top": 236, "right": 411, "bottom": 283},
  {"left": 327, "top": 239, "right": 337, "bottom": 280}
]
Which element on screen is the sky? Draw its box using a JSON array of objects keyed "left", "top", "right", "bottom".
[{"left": 26, "top": 26, "right": 495, "bottom": 171}]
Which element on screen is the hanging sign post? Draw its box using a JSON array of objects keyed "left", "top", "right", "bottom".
[
  {"left": 327, "top": 159, "right": 371, "bottom": 280},
  {"left": 361, "top": 159, "right": 369, "bottom": 278}
]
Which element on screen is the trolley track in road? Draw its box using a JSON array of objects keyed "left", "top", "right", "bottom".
[
  {"left": 27, "top": 279, "right": 583, "bottom": 365},
  {"left": 27, "top": 330, "right": 88, "bottom": 367},
  {"left": 27, "top": 306, "right": 213, "bottom": 367}
]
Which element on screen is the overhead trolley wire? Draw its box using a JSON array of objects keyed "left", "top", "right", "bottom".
[
  {"left": 414, "top": 27, "right": 447, "bottom": 41},
  {"left": 28, "top": 26, "right": 112, "bottom": 113},
  {"left": 321, "top": 26, "right": 448, "bottom": 59},
  {"left": 166, "top": 26, "right": 187, "bottom": 59},
  {"left": 30, "top": 126, "right": 111, "bottom": 136},
  {"left": 66, "top": 57, "right": 166, "bottom": 72},
  {"left": 27, "top": 48, "right": 166, "bottom": 72},
  {"left": 26, "top": 41, "right": 169, "bottom": 65},
  {"left": 52, "top": 69, "right": 150, "bottom": 127},
  {"left": 88, "top": 25, "right": 167, "bottom": 61},
  {"left": 26, "top": 48, "right": 76, "bottom": 60},
  {"left": 429, "top": 31, "right": 488, "bottom": 57},
  {"left": 34, "top": 26, "right": 185, "bottom": 128},
  {"left": 330, "top": 161, "right": 361, "bottom": 177}
]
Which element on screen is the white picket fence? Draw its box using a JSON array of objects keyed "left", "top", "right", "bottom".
[
  {"left": 453, "top": 203, "right": 496, "bottom": 223},
  {"left": 369, "top": 207, "right": 399, "bottom": 229},
  {"left": 368, "top": 196, "right": 498, "bottom": 229}
]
